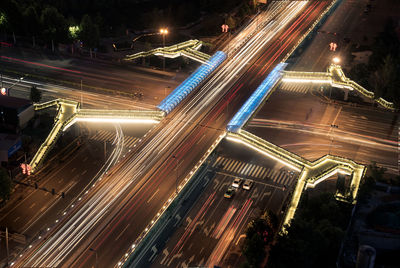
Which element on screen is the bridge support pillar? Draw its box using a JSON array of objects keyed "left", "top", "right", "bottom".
[{"left": 344, "top": 88, "right": 349, "bottom": 101}]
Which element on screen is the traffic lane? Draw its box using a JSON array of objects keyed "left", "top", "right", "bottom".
[
  {"left": 77, "top": 87, "right": 235, "bottom": 266},
  {"left": 0, "top": 58, "right": 181, "bottom": 108},
  {"left": 290, "top": 0, "right": 369, "bottom": 71},
  {"left": 66, "top": 123, "right": 224, "bottom": 268},
  {"left": 86, "top": 2, "right": 332, "bottom": 266},
  {"left": 0, "top": 48, "right": 184, "bottom": 92},
  {"left": 2, "top": 77, "right": 150, "bottom": 110},
  {"left": 23, "top": 139, "right": 112, "bottom": 237},
  {"left": 151, "top": 173, "right": 286, "bottom": 268},
  {"left": 0, "top": 141, "right": 99, "bottom": 234},
  {"left": 25, "top": 1, "right": 332, "bottom": 266},
  {"left": 253, "top": 90, "right": 398, "bottom": 143},
  {"left": 246, "top": 126, "right": 397, "bottom": 169},
  {"left": 0, "top": 140, "right": 110, "bottom": 264}
]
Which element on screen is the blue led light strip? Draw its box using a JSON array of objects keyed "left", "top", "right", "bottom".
[
  {"left": 227, "top": 62, "right": 287, "bottom": 133},
  {"left": 157, "top": 51, "right": 226, "bottom": 114}
]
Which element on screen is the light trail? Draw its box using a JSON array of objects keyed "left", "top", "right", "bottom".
[
  {"left": 1, "top": 76, "right": 153, "bottom": 109},
  {"left": 13, "top": 1, "right": 322, "bottom": 267},
  {"left": 1, "top": 56, "right": 83, "bottom": 74},
  {"left": 248, "top": 118, "right": 398, "bottom": 151}
]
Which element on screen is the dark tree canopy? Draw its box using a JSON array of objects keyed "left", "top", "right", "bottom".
[
  {"left": 40, "top": 7, "right": 68, "bottom": 44},
  {"left": 0, "top": 168, "right": 12, "bottom": 201},
  {"left": 348, "top": 18, "right": 400, "bottom": 107},
  {"left": 30, "top": 85, "right": 42, "bottom": 103},
  {"left": 268, "top": 193, "right": 351, "bottom": 268},
  {"left": 79, "top": 14, "right": 100, "bottom": 49}
]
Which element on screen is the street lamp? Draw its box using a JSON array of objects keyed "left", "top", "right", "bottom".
[
  {"left": 332, "top": 57, "right": 340, "bottom": 64},
  {"left": 159, "top": 28, "right": 168, "bottom": 71},
  {"left": 1, "top": 76, "right": 24, "bottom": 96},
  {"left": 80, "top": 77, "right": 83, "bottom": 108},
  {"left": 329, "top": 124, "right": 338, "bottom": 155}
]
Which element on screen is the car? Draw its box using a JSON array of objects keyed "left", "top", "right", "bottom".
[
  {"left": 243, "top": 179, "right": 254, "bottom": 190},
  {"left": 224, "top": 186, "right": 235, "bottom": 199},
  {"left": 232, "top": 178, "right": 242, "bottom": 188}
]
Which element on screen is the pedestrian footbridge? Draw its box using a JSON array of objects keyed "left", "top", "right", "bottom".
[
  {"left": 124, "top": 39, "right": 211, "bottom": 64},
  {"left": 282, "top": 64, "right": 395, "bottom": 110},
  {"left": 226, "top": 130, "right": 366, "bottom": 230},
  {"left": 224, "top": 62, "right": 368, "bottom": 231},
  {"left": 29, "top": 99, "right": 164, "bottom": 173}
]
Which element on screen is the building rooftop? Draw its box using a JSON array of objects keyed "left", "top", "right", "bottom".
[{"left": 0, "top": 95, "right": 32, "bottom": 111}]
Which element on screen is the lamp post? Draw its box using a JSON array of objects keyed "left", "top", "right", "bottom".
[
  {"left": 160, "top": 28, "right": 168, "bottom": 71},
  {"left": 80, "top": 78, "right": 83, "bottom": 108},
  {"left": 1, "top": 76, "right": 24, "bottom": 96},
  {"left": 332, "top": 56, "right": 340, "bottom": 64},
  {"left": 329, "top": 57, "right": 341, "bottom": 100},
  {"left": 172, "top": 155, "right": 179, "bottom": 195},
  {"left": 329, "top": 124, "right": 338, "bottom": 155}
]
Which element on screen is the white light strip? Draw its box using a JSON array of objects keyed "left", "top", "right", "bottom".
[
  {"left": 226, "top": 135, "right": 301, "bottom": 172},
  {"left": 63, "top": 117, "right": 159, "bottom": 131},
  {"left": 306, "top": 168, "right": 351, "bottom": 189},
  {"left": 281, "top": 78, "right": 331, "bottom": 84}
]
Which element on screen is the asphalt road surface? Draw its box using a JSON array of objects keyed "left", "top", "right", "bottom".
[
  {"left": 12, "top": 1, "right": 331, "bottom": 267},
  {"left": 0, "top": 46, "right": 188, "bottom": 107},
  {"left": 151, "top": 139, "right": 297, "bottom": 268}
]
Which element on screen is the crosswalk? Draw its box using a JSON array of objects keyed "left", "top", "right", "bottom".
[
  {"left": 212, "top": 156, "right": 295, "bottom": 186},
  {"left": 89, "top": 130, "right": 138, "bottom": 148},
  {"left": 279, "top": 82, "right": 310, "bottom": 94}
]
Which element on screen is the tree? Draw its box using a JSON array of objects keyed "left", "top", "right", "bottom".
[
  {"left": 226, "top": 15, "right": 236, "bottom": 29},
  {"left": 371, "top": 55, "right": 398, "bottom": 99},
  {"left": 348, "top": 63, "right": 370, "bottom": 89},
  {"left": 0, "top": 0, "right": 22, "bottom": 43},
  {"left": 0, "top": 168, "right": 12, "bottom": 201},
  {"left": 30, "top": 85, "right": 42, "bottom": 103},
  {"left": 268, "top": 193, "right": 351, "bottom": 268},
  {"left": 242, "top": 211, "right": 276, "bottom": 267},
  {"left": 243, "top": 232, "right": 265, "bottom": 267},
  {"left": 79, "top": 14, "right": 100, "bottom": 53},
  {"left": 23, "top": 5, "right": 40, "bottom": 47},
  {"left": 40, "top": 7, "right": 68, "bottom": 50}
]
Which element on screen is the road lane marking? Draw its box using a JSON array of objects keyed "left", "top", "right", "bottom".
[
  {"left": 14, "top": 216, "right": 20, "bottom": 222},
  {"left": 115, "top": 223, "right": 130, "bottom": 241},
  {"left": 29, "top": 203, "right": 36, "bottom": 209},
  {"left": 147, "top": 188, "right": 160, "bottom": 203},
  {"left": 81, "top": 170, "right": 88, "bottom": 176}
]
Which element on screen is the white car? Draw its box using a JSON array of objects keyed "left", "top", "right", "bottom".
[
  {"left": 243, "top": 179, "right": 254, "bottom": 190},
  {"left": 232, "top": 178, "right": 242, "bottom": 188}
]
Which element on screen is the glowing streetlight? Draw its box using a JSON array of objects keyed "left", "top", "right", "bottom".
[
  {"left": 332, "top": 57, "right": 340, "bottom": 64},
  {"left": 159, "top": 28, "right": 168, "bottom": 71},
  {"left": 1, "top": 76, "right": 24, "bottom": 96},
  {"left": 159, "top": 28, "right": 168, "bottom": 35}
]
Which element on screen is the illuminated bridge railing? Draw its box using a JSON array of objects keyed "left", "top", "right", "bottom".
[
  {"left": 229, "top": 130, "right": 307, "bottom": 170},
  {"left": 30, "top": 103, "right": 78, "bottom": 172},
  {"left": 178, "top": 48, "right": 211, "bottom": 64},
  {"left": 283, "top": 65, "right": 396, "bottom": 110},
  {"left": 124, "top": 40, "right": 204, "bottom": 61},
  {"left": 62, "top": 109, "right": 165, "bottom": 131},
  {"left": 157, "top": 51, "right": 227, "bottom": 114},
  {"left": 227, "top": 63, "right": 287, "bottom": 132},
  {"left": 34, "top": 99, "right": 59, "bottom": 110},
  {"left": 227, "top": 130, "right": 367, "bottom": 230},
  {"left": 77, "top": 109, "right": 164, "bottom": 120},
  {"left": 33, "top": 98, "right": 79, "bottom": 111}
]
